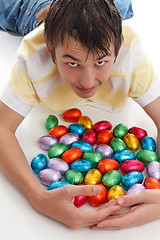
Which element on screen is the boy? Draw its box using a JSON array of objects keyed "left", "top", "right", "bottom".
[{"left": 0, "top": 0, "right": 160, "bottom": 230}]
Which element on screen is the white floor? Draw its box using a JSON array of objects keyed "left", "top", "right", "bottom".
[{"left": 0, "top": 1, "right": 160, "bottom": 240}]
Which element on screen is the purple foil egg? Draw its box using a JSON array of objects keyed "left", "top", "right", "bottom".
[
  {"left": 127, "top": 184, "right": 146, "bottom": 195},
  {"left": 38, "top": 168, "right": 62, "bottom": 186},
  {"left": 59, "top": 132, "right": 80, "bottom": 147},
  {"left": 146, "top": 161, "right": 160, "bottom": 180},
  {"left": 95, "top": 144, "right": 114, "bottom": 158},
  {"left": 47, "top": 158, "right": 69, "bottom": 175},
  {"left": 38, "top": 135, "right": 58, "bottom": 150}
]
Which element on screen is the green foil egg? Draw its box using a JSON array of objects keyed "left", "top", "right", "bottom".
[
  {"left": 65, "top": 169, "right": 84, "bottom": 184},
  {"left": 48, "top": 143, "right": 68, "bottom": 158},
  {"left": 83, "top": 151, "right": 103, "bottom": 168},
  {"left": 136, "top": 150, "right": 159, "bottom": 166},
  {"left": 110, "top": 138, "right": 126, "bottom": 153},
  {"left": 113, "top": 123, "right": 128, "bottom": 138},
  {"left": 45, "top": 115, "right": 58, "bottom": 131},
  {"left": 102, "top": 170, "right": 122, "bottom": 189}
]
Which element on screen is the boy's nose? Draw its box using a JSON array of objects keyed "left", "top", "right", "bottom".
[{"left": 79, "top": 68, "right": 95, "bottom": 89}]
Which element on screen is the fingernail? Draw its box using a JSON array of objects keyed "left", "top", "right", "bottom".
[
  {"left": 117, "top": 197, "right": 124, "bottom": 206},
  {"left": 93, "top": 185, "right": 101, "bottom": 194}
]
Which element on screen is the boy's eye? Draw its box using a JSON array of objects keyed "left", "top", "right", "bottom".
[
  {"left": 96, "top": 61, "right": 105, "bottom": 66},
  {"left": 68, "top": 62, "right": 78, "bottom": 67}
]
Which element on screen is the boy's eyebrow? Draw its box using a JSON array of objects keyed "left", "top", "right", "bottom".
[
  {"left": 62, "top": 54, "right": 80, "bottom": 62},
  {"left": 96, "top": 54, "right": 111, "bottom": 61}
]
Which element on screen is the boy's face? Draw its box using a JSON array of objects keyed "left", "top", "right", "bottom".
[{"left": 54, "top": 34, "right": 115, "bottom": 98}]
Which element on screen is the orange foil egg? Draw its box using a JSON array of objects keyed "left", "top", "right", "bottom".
[
  {"left": 48, "top": 125, "right": 68, "bottom": 140},
  {"left": 123, "top": 133, "right": 140, "bottom": 152},
  {"left": 78, "top": 116, "right": 93, "bottom": 130},
  {"left": 62, "top": 108, "right": 82, "bottom": 122},
  {"left": 97, "top": 159, "right": 120, "bottom": 174},
  {"left": 107, "top": 185, "right": 125, "bottom": 201},
  {"left": 144, "top": 177, "right": 160, "bottom": 189},
  {"left": 89, "top": 184, "right": 107, "bottom": 207},
  {"left": 97, "top": 129, "right": 113, "bottom": 144},
  {"left": 61, "top": 148, "right": 82, "bottom": 164}
]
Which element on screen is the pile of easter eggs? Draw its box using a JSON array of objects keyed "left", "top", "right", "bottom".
[{"left": 31, "top": 108, "right": 160, "bottom": 208}]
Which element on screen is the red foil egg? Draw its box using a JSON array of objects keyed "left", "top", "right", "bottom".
[
  {"left": 97, "top": 159, "right": 120, "bottom": 174},
  {"left": 93, "top": 121, "right": 112, "bottom": 133},
  {"left": 121, "top": 160, "right": 145, "bottom": 175},
  {"left": 144, "top": 177, "right": 160, "bottom": 189},
  {"left": 82, "top": 130, "right": 96, "bottom": 146},
  {"left": 129, "top": 126, "right": 147, "bottom": 142},
  {"left": 74, "top": 193, "right": 88, "bottom": 208},
  {"left": 48, "top": 125, "right": 68, "bottom": 139},
  {"left": 89, "top": 184, "right": 107, "bottom": 207},
  {"left": 97, "top": 129, "right": 113, "bottom": 144},
  {"left": 61, "top": 148, "right": 82, "bottom": 164},
  {"left": 62, "top": 108, "right": 82, "bottom": 122}
]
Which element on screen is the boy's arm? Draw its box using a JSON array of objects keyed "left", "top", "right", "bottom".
[{"left": 0, "top": 101, "right": 121, "bottom": 229}]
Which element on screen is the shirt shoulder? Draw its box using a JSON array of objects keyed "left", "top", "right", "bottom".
[{"left": 122, "top": 25, "right": 140, "bottom": 48}]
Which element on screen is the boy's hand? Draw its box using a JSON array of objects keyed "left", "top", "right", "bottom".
[
  {"left": 32, "top": 184, "right": 121, "bottom": 229},
  {"left": 91, "top": 190, "right": 160, "bottom": 230}
]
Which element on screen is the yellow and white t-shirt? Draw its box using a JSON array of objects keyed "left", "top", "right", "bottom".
[{"left": 1, "top": 23, "right": 160, "bottom": 117}]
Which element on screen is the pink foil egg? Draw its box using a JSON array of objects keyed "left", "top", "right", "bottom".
[
  {"left": 146, "top": 161, "right": 160, "bottom": 180},
  {"left": 82, "top": 130, "right": 96, "bottom": 146},
  {"left": 93, "top": 121, "right": 112, "bottom": 133},
  {"left": 129, "top": 126, "right": 147, "bottom": 142},
  {"left": 38, "top": 135, "right": 58, "bottom": 150},
  {"left": 121, "top": 160, "right": 145, "bottom": 175},
  {"left": 127, "top": 184, "right": 146, "bottom": 195},
  {"left": 38, "top": 168, "right": 62, "bottom": 186},
  {"left": 74, "top": 195, "right": 88, "bottom": 208}
]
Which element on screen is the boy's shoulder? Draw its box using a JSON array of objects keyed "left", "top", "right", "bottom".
[{"left": 122, "top": 25, "right": 140, "bottom": 48}]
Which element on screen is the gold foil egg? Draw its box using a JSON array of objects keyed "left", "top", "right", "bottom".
[
  {"left": 123, "top": 133, "right": 140, "bottom": 152},
  {"left": 84, "top": 169, "right": 102, "bottom": 185},
  {"left": 78, "top": 116, "right": 93, "bottom": 130},
  {"left": 107, "top": 185, "right": 125, "bottom": 201}
]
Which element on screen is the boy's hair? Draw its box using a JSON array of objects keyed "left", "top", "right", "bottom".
[{"left": 44, "top": 0, "right": 122, "bottom": 59}]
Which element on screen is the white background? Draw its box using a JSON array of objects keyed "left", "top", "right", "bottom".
[{"left": 0, "top": 1, "right": 160, "bottom": 240}]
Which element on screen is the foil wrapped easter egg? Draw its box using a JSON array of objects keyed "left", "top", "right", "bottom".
[
  {"left": 48, "top": 180, "right": 70, "bottom": 190},
  {"left": 129, "top": 126, "right": 147, "bottom": 142},
  {"left": 68, "top": 124, "right": 85, "bottom": 137},
  {"left": 127, "top": 184, "right": 146, "bottom": 195},
  {"left": 102, "top": 170, "right": 122, "bottom": 189},
  {"left": 144, "top": 177, "right": 160, "bottom": 189},
  {"left": 84, "top": 169, "right": 102, "bottom": 185},
  {"left": 123, "top": 133, "right": 140, "bottom": 152},
  {"left": 70, "top": 159, "right": 92, "bottom": 175},
  {"left": 113, "top": 123, "right": 128, "bottom": 138},
  {"left": 59, "top": 133, "right": 80, "bottom": 147},
  {"left": 82, "top": 130, "right": 96, "bottom": 146},
  {"left": 83, "top": 151, "right": 103, "bottom": 168},
  {"left": 48, "top": 125, "right": 68, "bottom": 140},
  {"left": 89, "top": 184, "right": 107, "bottom": 207},
  {"left": 93, "top": 121, "right": 112, "bottom": 133},
  {"left": 121, "top": 171, "right": 144, "bottom": 190},
  {"left": 136, "top": 150, "right": 159, "bottom": 166},
  {"left": 78, "top": 116, "right": 93, "bottom": 130},
  {"left": 146, "top": 161, "right": 160, "bottom": 180},
  {"left": 38, "top": 169, "right": 62, "bottom": 186},
  {"left": 97, "top": 159, "right": 120, "bottom": 174},
  {"left": 74, "top": 195, "right": 88, "bottom": 208},
  {"left": 141, "top": 136, "right": 156, "bottom": 151},
  {"left": 45, "top": 115, "right": 58, "bottom": 131},
  {"left": 71, "top": 140, "right": 93, "bottom": 153},
  {"left": 47, "top": 158, "right": 69, "bottom": 175},
  {"left": 121, "top": 160, "right": 145, "bottom": 175},
  {"left": 107, "top": 185, "right": 125, "bottom": 201},
  {"left": 95, "top": 144, "right": 114, "bottom": 159},
  {"left": 97, "top": 130, "right": 113, "bottom": 145},
  {"left": 38, "top": 135, "right": 58, "bottom": 150},
  {"left": 62, "top": 108, "right": 82, "bottom": 122},
  {"left": 65, "top": 169, "right": 84, "bottom": 184},
  {"left": 113, "top": 150, "right": 136, "bottom": 165},
  {"left": 31, "top": 154, "right": 47, "bottom": 174},
  {"left": 61, "top": 148, "right": 82, "bottom": 164},
  {"left": 110, "top": 138, "right": 126, "bottom": 153},
  {"left": 48, "top": 143, "right": 68, "bottom": 158}
]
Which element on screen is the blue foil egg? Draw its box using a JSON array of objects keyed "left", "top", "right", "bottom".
[
  {"left": 71, "top": 140, "right": 93, "bottom": 152},
  {"left": 113, "top": 150, "right": 136, "bottom": 165},
  {"left": 121, "top": 171, "right": 144, "bottom": 190},
  {"left": 70, "top": 159, "right": 93, "bottom": 175},
  {"left": 48, "top": 180, "right": 70, "bottom": 190},
  {"left": 31, "top": 154, "right": 48, "bottom": 173},
  {"left": 141, "top": 136, "right": 156, "bottom": 151},
  {"left": 68, "top": 124, "right": 85, "bottom": 137}
]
